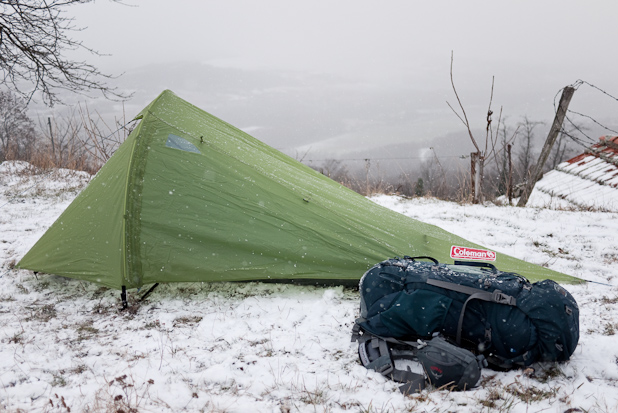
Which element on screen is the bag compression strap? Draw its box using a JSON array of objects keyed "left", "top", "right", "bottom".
[{"left": 425, "top": 279, "right": 517, "bottom": 345}]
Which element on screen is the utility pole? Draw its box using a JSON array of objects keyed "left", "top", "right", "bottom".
[{"left": 517, "top": 86, "right": 575, "bottom": 207}]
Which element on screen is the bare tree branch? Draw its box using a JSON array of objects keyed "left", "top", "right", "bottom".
[
  {"left": 484, "top": 76, "right": 494, "bottom": 155},
  {"left": 447, "top": 51, "right": 480, "bottom": 153},
  {"left": 0, "top": 0, "right": 130, "bottom": 106}
]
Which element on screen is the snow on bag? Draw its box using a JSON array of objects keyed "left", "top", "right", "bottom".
[{"left": 353, "top": 256, "right": 579, "bottom": 386}]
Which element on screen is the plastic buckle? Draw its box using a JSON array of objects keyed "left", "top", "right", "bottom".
[
  {"left": 492, "top": 290, "right": 516, "bottom": 305},
  {"left": 377, "top": 361, "right": 394, "bottom": 375}
]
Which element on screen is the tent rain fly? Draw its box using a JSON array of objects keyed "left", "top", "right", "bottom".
[{"left": 17, "top": 90, "right": 580, "bottom": 290}]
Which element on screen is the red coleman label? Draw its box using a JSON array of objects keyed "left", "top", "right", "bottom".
[{"left": 450, "top": 246, "right": 496, "bottom": 261}]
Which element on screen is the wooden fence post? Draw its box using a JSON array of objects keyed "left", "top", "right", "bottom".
[{"left": 517, "top": 86, "right": 575, "bottom": 207}]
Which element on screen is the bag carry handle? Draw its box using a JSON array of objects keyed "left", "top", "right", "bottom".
[
  {"left": 404, "top": 256, "right": 439, "bottom": 265},
  {"left": 453, "top": 260, "right": 498, "bottom": 274}
]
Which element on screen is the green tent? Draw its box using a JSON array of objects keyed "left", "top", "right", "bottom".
[{"left": 18, "top": 90, "right": 579, "bottom": 290}]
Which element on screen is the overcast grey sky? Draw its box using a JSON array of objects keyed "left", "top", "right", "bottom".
[{"left": 50, "top": 0, "right": 618, "bottom": 161}]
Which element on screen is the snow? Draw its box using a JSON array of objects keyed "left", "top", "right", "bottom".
[
  {"left": 527, "top": 148, "right": 618, "bottom": 212},
  {"left": 528, "top": 168, "right": 618, "bottom": 212},
  {"left": 1, "top": 162, "right": 618, "bottom": 412}
]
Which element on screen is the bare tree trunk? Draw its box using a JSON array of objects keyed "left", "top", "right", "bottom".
[
  {"left": 471, "top": 151, "right": 484, "bottom": 203},
  {"left": 471, "top": 152, "right": 477, "bottom": 202},
  {"left": 477, "top": 154, "right": 484, "bottom": 203}
]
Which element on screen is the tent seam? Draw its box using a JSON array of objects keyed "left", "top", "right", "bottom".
[{"left": 120, "top": 120, "right": 143, "bottom": 288}]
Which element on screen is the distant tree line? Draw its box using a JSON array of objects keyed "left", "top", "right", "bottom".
[
  {"left": 309, "top": 116, "right": 582, "bottom": 203},
  {"left": 1, "top": 82, "right": 583, "bottom": 203}
]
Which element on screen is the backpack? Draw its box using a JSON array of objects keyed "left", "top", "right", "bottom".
[{"left": 354, "top": 256, "right": 579, "bottom": 370}]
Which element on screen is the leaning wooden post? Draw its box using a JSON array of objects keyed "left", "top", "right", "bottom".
[{"left": 517, "top": 86, "right": 575, "bottom": 207}]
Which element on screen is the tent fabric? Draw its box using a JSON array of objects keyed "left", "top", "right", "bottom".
[{"left": 18, "top": 90, "right": 580, "bottom": 289}]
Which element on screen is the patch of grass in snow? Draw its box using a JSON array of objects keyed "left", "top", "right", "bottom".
[
  {"left": 477, "top": 376, "right": 560, "bottom": 412},
  {"left": 600, "top": 295, "right": 618, "bottom": 305},
  {"left": 32, "top": 279, "right": 51, "bottom": 292},
  {"left": 255, "top": 338, "right": 274, "bottom": 357},
  {"left": 25, "top": 303, "right": 56, "bottom": 322},
  {"left": 91, "top": 299, "right": 114, "bottom": 315},
  {"left": 47, "top": 393, "right": 71, "bottom": 411},
  {"left": 69, "top": 364, "right": 88, "bottom": 375},
  {"left": 0, "top": 294, "right": 16, "bottom": 302},
  {"left": 478, "top": 386, "right": 516, "bottom": 411},
  {"left": 504, "top": 380, "right": 558, "bottom": 403},
  {"left": 121, "top": 303, "right": 142, "bottom": 317},
  {"left": 297, "top": 381, "right": 329, "bottom": 406},
  {"left": 173, "top": 315, "right": 203, "bottom": 326},
  {"left": 143, "top": 319, "right": 161, "bottom": 330},
  {"left": 532, "top": 364, "right": 566, "bottom": 383},
  {"left": 474, "top": 373, "right": 565, "bottom": 412},
  {"left": 5, "top": 258, "right": 16, "bottom": 269},
  {"left": 1, "top": 162, "right": 92, "bottom": 200},
  {"left": 355, "top": 401, "right": 402, "bottom": 413},
  {"left": 50, "top": 372, "right": 68, "bottom": 387},
  {"left": 602, "top": 252, "right": 618, "bottom": 264},
  {"left": 220, "top": 379, "right": 240, "bottom": 394},
  {"left": 14, "top": 282, "right": 29, "bottom": 295},
  {"left": 7, "top": 331, "right": 25, "bottom": 344},
  {"left": 602, "top": 322, "right": 616, "bottom": 336},
  {"left": 91, "top": 374, "right": 158, "bottom": 413},
  {"left": 76, "top": 321, "right": 100, "bottom": 341}
]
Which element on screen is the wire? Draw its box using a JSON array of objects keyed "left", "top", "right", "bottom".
[
  {"left": 561, "top": 130, "right": 596, "bottom": 149},
  {"left": 562, "top": 115, "right": 598, "bottom": 145},
  {"left": 304, "top": 155, "right": 467, "bottom": 163},
  {"left": 560, "top": 80, "right": 618, "bottom": 139},
  {"left": 549, "top": 80, "right": 618, "bottom": 154},
  {"left": 576, "top": 79, "right": 618, "bottom": 102},
  {"left": 567, "top": 110, "right": 618, "bottom": 136}
]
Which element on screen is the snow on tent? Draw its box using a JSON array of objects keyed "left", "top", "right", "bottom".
[{"left": 17, "top": 90, "right": 580, "bottom": 291}]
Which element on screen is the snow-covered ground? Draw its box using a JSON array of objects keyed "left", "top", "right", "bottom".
[{"left": 1, "top": 161, "right": 618, "bottom": 413}]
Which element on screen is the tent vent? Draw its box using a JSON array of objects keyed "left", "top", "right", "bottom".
[{"left": 166, "top": 134, "right": 201, "bottom": 154}]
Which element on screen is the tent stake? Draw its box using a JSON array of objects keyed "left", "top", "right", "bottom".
[
  {"left": 584, "top": 279, "right": 613, "bottom": 287},
  {"left": 140, "top": 283, "right": 160, "bottom": 302},
  {"left": 120, "top": 286, "right": 128, "bottom": 310}
]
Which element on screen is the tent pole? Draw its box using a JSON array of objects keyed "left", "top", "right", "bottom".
[
  {"left": 140, "top": 283, "right": 160, "bottom": 302},
  {"left": 121, "top": 286, "right": 128, "bottom": 310}
]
